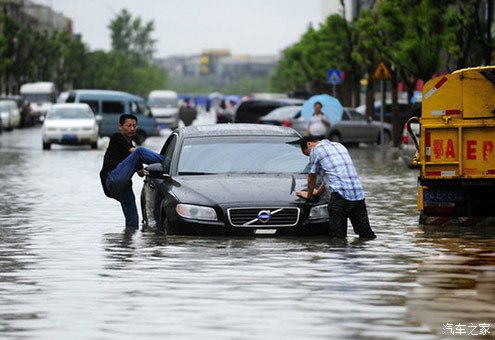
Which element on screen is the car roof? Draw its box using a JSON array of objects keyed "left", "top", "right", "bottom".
[
  {"left": 69, "top": 89, "right": 143, "bottom": 100},
  {"left": 177, "top": 123, "right": 301, "bottom": 138},
  {"left": 52, "top": 103, "right": 91, "bottom": 109}
]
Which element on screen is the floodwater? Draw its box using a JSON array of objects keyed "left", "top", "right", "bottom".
[{"left": 1, "top": 125, "right": 494, "bottom": 340}]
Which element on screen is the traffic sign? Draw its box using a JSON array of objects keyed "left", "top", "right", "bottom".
[
  {"left": 373, "top": 62, "right": 392, "bottom": 80},
  {"left": 327, "top": 69, "right": 343, "bottom": 85}
]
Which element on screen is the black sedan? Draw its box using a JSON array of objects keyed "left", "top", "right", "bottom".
[{"left": 140, "top": 124, "right": 330, "bottom": 235}]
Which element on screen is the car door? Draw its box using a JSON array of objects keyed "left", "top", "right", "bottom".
[
  {"left": 347, "top": 109, "right": 376, "bottom": 142},
  {"left": 142, "top": 134, "right": 178, "bottom": 227}
]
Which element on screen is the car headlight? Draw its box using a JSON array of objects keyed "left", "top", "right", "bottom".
[
  {"left": 176, "top": 204, "right": 217, "bottom": 221},
  {"left": 309, "top": 204, "right": 329, "bottom": 220}
]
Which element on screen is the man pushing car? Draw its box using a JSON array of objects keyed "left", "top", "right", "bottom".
[{"left": 294, "top": 135, "right": 376, "bottom": 239}]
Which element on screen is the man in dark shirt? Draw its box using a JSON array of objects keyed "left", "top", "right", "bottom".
[{"left": 100, "top": 114, "right": 164, "bottom": 229}]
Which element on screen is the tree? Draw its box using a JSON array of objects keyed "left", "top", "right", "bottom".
[{"left": 108, "top": 9, "right": 156, "bottom": 65}]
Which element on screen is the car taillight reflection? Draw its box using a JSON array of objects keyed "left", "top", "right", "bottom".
[{"left": 282, "top": 119, "right": 292, "bottom": 127}]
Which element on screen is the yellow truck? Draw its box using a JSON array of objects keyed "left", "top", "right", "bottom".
[{"left": 408, "top": 66, "right": 495, "bottom": 225}]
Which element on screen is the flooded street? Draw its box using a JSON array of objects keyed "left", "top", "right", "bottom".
[{"left": 1, "top": 126, "right": 494, "bottom": 340}]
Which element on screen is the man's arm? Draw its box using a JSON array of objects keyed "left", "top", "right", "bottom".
[{"left": 296, "top": 173, "right": 318, "bottom": 199}]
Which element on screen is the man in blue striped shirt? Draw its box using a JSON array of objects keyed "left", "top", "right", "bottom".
[{"left": 295, "top": 135, "right": 376, "bottom": 239}]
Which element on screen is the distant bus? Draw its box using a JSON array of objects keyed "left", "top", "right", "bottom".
[{"left": 20, "top": 82, "right": 57, "bottom": 121}]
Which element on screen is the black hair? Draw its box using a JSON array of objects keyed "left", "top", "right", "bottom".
[
  {"left": 289, "top": 135, "right": 321, "bottom": 150},
  {"left": 314, "top": 101, "right": 322, "bottom": 107},
  {"left": 119, "top": 114, "right": 138, "bottom": 125}
]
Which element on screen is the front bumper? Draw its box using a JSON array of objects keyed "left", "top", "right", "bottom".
[
  {"left": 170, "top": 214, "right": 329, "bottom": 236},
  {"left": 42, "top": 131, "right": 98, "bottom": 145}
]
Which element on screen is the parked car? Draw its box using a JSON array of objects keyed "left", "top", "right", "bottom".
[
  {"left": 400, "top": 102, "right": 422, "bottom": 168},
  {"left": 65, "top": 89, "right": 158, "bottom": 145},
  {"left": 0, "top": 99, "right": 21, "bottom": 131},
  {"left": 0, "top": 95, "right": 33, "bottom": 127},
  {"left": 147, "top": 90, "right": 180, "bottom": 129},
  {"left": 234, "top": 98, "right": 304, "bottom": 123},
  {"left": 328, "top": 107, "right": 392, "bottom": 145},
  {"left": 140, "top": 124, "right": 330, "bottom": 235},
  {"left": 41, "top": 103, "right": 99, "bottom": 150},
  {"left": 256, "top": 105, "right": 306, "bottom": 135}
]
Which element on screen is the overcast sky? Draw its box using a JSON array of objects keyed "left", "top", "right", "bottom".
[{"left": 32, "top": 0, "right": 342, "bottom": 58}]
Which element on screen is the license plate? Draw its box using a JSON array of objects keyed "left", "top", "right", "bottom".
[
  {"left": 254, "top": 229, "right": 277, "bottom": 235},
  {"left": 62, "top": 134, "right": 77, "bottom": 140}
]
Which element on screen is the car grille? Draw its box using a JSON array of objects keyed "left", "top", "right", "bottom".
[{"left": 227, "top": 207, "right": 300, "bottom": 227}]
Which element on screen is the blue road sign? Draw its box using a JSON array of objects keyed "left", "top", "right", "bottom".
[{"left": 327, "top": 69, "right": 342, "bottom": 85}]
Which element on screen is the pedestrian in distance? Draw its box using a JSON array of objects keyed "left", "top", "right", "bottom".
[
  {"left": 305, "top": 101, "right": 331, "bottom": 139},
  {"left": 294, "top": 135, "right": 376, "bottom": 239},
  {"left": 100, "top": 114, "right": 165, "bottom": 229}
]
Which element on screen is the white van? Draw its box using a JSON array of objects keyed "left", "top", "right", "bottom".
[
  {"left": 147, "top": 90, "right": 179, "bottom": 129},
  {"left": 20, "top": 82, "right": 56, "bottom": 121}
]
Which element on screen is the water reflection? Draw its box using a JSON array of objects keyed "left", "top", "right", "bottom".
[
  {"left": 0, "top": 128, "right": 493, "bottom": 339},
  {"left": 409, "top": 227, "right": 495, "bottom": 338}
]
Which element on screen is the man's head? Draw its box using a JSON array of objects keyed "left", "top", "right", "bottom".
[
  {"left": 293, "top": 135, "right": 321, "bottom": 156},
  {"left": 314, "top": 102, "right": 322, "bottom": 114},
  {"left": 119, "top": 114, "right": 138, "bottom": 140}
]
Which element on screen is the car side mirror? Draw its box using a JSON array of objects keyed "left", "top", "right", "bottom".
[
  {"left": 144, "top": 163, "right": 169, "bottom": 179},
  {"left": 95, "top": 115, "right": 102, "bottom": 122}
]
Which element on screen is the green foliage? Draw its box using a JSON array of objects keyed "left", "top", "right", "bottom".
[
  {"left": 271, "top": 14, "right": 357, "bottom": 96},
  {"left": 108, "top": 9, "right": 156, "bottom": 66},
  {"left": 273, "top": 0, "right": 495, "bottom": 97},
  {"left": 0, "top": 7, "right": 166, "bottom": 95}
]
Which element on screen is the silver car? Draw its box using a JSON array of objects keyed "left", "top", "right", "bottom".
[{"left": 328, "top": 107, "right": 392, "bottom": 145}]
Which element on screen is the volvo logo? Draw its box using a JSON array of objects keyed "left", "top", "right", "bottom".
[{"left": 257, "top": 210, "right": 271, "bottom": 223}]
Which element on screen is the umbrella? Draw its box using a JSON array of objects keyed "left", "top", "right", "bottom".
[{"left": 301, "top": 94, "right": 343, "bottom": 125}]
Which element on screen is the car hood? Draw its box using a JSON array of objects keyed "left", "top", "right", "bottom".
[{"left": 172, "top": 174, "right": 309, "bottom": 207}]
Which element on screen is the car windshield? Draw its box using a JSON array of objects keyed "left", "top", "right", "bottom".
[
  {"left": 178, "top": 136, "right": 309, "bottom": 175},
  {"left": 47, "top": 107, "right": 94, "bottom": 119},
  {"left": 23, "top": 93, "right": 52, "bottom": 103},
  {"left": 147, "top": 97, "right": 177, "bottom": 107}
]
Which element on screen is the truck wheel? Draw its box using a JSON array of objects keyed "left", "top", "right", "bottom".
[
  {"left": 90, "top": 141, "right": 98, "bottom": 149},
  {"left": 42, "top": 142, "right": 51, "bottom": 150},
  {"left": 133, "top": 130, "right": 147, "bottom": 145}
]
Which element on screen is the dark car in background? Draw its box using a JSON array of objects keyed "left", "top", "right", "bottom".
[
  {"left": 140, "top": 124, "right": 330, "bottom": 236},
  {"left": 233, "top": 98, "right": 304, "bottom": 123},
  {"left": 256, "top": 105, "right": 306, "bottom": 135},
  {"left": 328, "top": 107, "right": 392, "bottom": 145}
]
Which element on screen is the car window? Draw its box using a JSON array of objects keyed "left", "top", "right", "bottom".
[
  {"left": 177, "top": 136, "right": 308, "bottom": 175},
  {"left": 102, "top": 100, "right": 125, "bottom": 114},
  {"left": 159, "top": 134, "right": 178, "bottom": 174},
  {"left": 341, "top": 111, "right": 351, "bottom": 121},
  {"left": 264, "top": 106, "right": 300, "bottom": 120},
  {"left": 348, "top": 109, "right": 367, "bottom": 121},
  {"left": 80, "top": 100, "right": 99, "bottom": 113}
]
